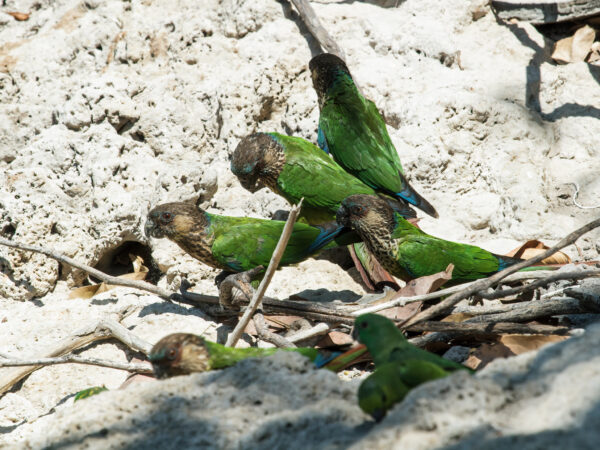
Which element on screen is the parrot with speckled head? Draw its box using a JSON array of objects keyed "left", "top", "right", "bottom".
[
  {"left": 230, "top": 132, "right": 416, "bottom": 225},
  {"left": 336, "top": 195, "right": 525, "bottom": 284},
  {"left": 145, "top": 201, "right": 358, "bottom": 277}
]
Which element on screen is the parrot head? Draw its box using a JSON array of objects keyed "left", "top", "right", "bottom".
[
  {"left": 149, "top": 333, "right": 210, "bottom": 379},
  {"left": 337, "top": 194, "right": 395, "bottom": 234},
  {"left": 352, "top": 313, "right": 406, "bottom": 348},
  {"left": 145, "top": 202, "right": 206, "bottom": 240},
  {"left": 231, "top": 133, "right": 285, "bottom": 192},
  {"left": 309, "top": 53, "right": 352, "bottom": 103}
]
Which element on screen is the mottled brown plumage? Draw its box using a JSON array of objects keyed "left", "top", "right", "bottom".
[
  {"left": 149, "top": 333, "right": 210, "bottom": 379},
  {"left": 230, "top": 133, "right": 286, "bottom": 193},
  {"left": 337, "top": 194, "right": 523, "bottom": 283},
  {"left": 309, "top": 53, "right": 352, "bottom": 109},
  {"left": 145, "top": 202, "right": 222, "bottom": 269}
]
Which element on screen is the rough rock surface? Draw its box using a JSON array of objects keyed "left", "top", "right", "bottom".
[
  {"left": 4, "top": 322, "right": 600, "bottom": 448},
  {"left": 1, "top": 0, "right": 600, "bottom": 447}
]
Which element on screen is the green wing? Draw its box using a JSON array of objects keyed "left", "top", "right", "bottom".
[
  {"left": 210, "top": 221, "right": 326, "bottom": 272},
  {"left": 319, "top": 92, "right": 406, "bottom": 194},
  {"left": 273, "top": 134, "right": 375, "bottom": 216},
  {"left": 395, "top": 235, "right": 501, "bottom": 281}
]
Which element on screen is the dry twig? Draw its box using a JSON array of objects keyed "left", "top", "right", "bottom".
[
  {"left": 289, "top": 0, "right": 346, "bottom": 59},
  {"left": 352, "top": 270, "right": 559, "bottom": 316},
  {"left": 253, "top": 311, "right": 296, "bottom": 348},
  {"left": 478, "top": 267, "right": 600, "bottom": 300},
  {"left": 226, "top": 200, "right": 304, "bottom": 347},
  {"left": 469, "top": 295, "right": 600, "bottom": 324},
  {"left": 0, "top": 355, "right": 152, "bottom": 373},
  {"left": 400, "top": 217, "right": 600, "bottom": 329},
  {"left": 406, "top": 321, "right": 570, "bottom": 336},
  {"left": 0, "top": 307, "right": 152, "bottom": 395}
]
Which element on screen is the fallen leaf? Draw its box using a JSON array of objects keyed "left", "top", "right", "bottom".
[
  {"left": 499, "top": 334, "right": 567, "bottom": 355},
  {"left": 464, "top": 334, "right": 568, "bottom": 370},
  {"left": 68, "top": 271, "right": 148, "bottom": 299},
  {"left": 552, "top": 25, "right": 596, "bottom": 64},
  {"left": 396, "top": 264, "right": 454, "bottom": 297},
  {"left": 464, "top": 342, "right": 514, "bottom": 370},
  {"left": 317, "top": 331, "right": 354, "bottom": 347},
  {"left": 7, "top": 12, "right": 30, "bottom": 21},
  {"left": 506, "top": 240, "right": 571, "bottom": 264},
  {"left": 374, "top": 265, "right": 454, "bottom": 321},
  {"left": 378, "top": 301, "right": 422, "bottom": 321},
  {"left": 68, "top": 284, "right": 99, "bottom": 300},
  {"left": 349, "top": 244, "right": 400, "bottom": 291},
  {"left": 441, "top": 312, "right": 475, "bottom": 323},
  {"left": 587, "top": 42, "right": 600, "bottom": 64}
]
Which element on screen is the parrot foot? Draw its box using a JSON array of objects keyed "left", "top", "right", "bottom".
[{"left": 218, "top": 266, "right": 264, "bottom": 309}]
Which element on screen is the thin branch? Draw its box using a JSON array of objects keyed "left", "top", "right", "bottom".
[
  {"left": 289, "top": 0, "right": 346, "bottom": 60},
  {"left": 253, "top": 311, "right": 296, "bottom": 348},
  {"left": 226, "top": 200, "right": 304, "bottom": 347},
  {"left": 406, "top": 321, "right": 570, "bottom": 336},
  {"left": 0, "top": 355, "right": 152, "bottom": 373},
  {"left": 0, "top": 307, "right": 152, "bottom": 396},
  {"left": 478, "top": 268, "right": 600, "bottom": 299},
  {"left": 468, "top": 295, "right": 600, "bottom": 324},
  {"left": 352, "top": 270, "right": 559, "bottom": 316},
  {"left": 400, "top": 217, "right": 600, "bottom": 329},
  {"left": 287, "top": 322, "right": 331, "bottom": 343},
  {"left": 567, "top": 182, "right": 600, "bottom": 209},
  {"left": 0, "top": 237, "right": 174, "bottom": 299}
]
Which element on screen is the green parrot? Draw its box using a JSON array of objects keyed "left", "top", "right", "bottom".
[
  {"left": 230, "top": 132, "right": 415, "bottom": 289},
  {"left": 358, "top": 360, "right": 450, "bottom": 421},
  {"left": 309, "top": 53, "right": 438, "bottom": 218},
  {"left": 230, "top": 132, "right": 416, "bottom": 225},
  {"left": 145, "top": 201, "right": 358, "bottom": 276},
  {"left": 336, "top": 194, "right": 526, "bottom": 284},
  {"left": 149, "top": 333, "right": 343, "bottom": 379},
  {"left": 352, "top": 313, "right": 472, "bottom": 372}
]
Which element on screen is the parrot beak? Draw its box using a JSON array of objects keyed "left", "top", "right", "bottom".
[
  {"left": 335, "top": 204, "right": 350, "bottom": 228},
  {"left": 144, "top": 216, "right": 165, "bottom": 239}
]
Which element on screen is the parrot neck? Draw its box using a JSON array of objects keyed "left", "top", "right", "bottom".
[
  {"left": 259, "top": 141, "right": 286, "bottom": 191},
  {"left": 322, "top": 73, "right": 361, "bottom": 109},
  {"left": 171, "top": 212, "right": 223, "bottom": 269}
]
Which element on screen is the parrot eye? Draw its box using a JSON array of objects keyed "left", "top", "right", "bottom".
[
  {"left": 351, "top": 205, "right": 365, "bottom": 216},
  {"left": 160, "top": 212, "right": 173, "bottom": 224},
  {"left": 167, "top": 348, "right": 177, "bottom": 360},
  {"left": 360, "top": 321, "right": 369, "bottom": 329}
]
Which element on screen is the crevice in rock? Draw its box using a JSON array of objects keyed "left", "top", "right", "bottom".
[{"left": 92, "top": 240, "right": 162, "bottom": 284}]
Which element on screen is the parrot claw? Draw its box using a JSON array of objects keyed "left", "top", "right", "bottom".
[{"left": 218, "top": 266, "right": 264, "bottom": 309}]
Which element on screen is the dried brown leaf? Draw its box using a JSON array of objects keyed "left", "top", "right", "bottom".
[
  {"left": 68, "top": 271, "right": 148, "bottom": 299},
  {"left": 7, "top": 12, "right": 30, "bottom": 21},
  {"left": 499, "top": 334, "right": 567, "bottom": 355},
  {"left": 552, "top": 25, "right": 596, "bottom": 64},
  {"left": 68, "top": 284, "right": 100, "bottom": 299},
  {"left": 396, "top": 264, "right": 454, "bottom": 297},
  {"left": 506, "top": 240, "right": 571, "bottom": 264},
  {"left": 379, "top": 301, "right": 422, "bottom": 321},
  {"left": 441, "top": 312, "right": 475, "bottom": 323},
  {"left": 317, "top": 331, "right": 354, "bottom": 347},
  {"left": 349, "top": 245, "right": 399, "bottom": 291},
  {"left": 464, "top": 342, "right": 514, "bottom": 370}
]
